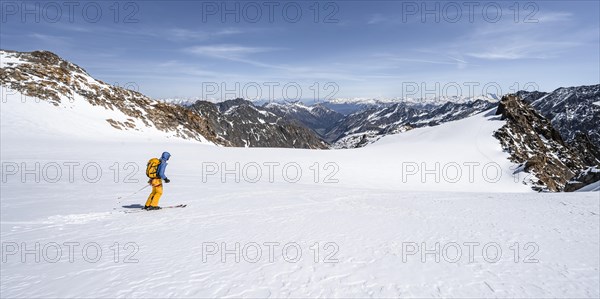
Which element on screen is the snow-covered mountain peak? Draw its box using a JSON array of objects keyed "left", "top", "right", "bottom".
[
  {"left": 0, "top": 50, "right": 326, "bottom": 148},
  {"left": 327, "top": 94, "right": 499, "bottom": 107}
]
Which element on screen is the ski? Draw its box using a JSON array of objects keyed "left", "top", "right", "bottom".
[
  {"left": 139, "top": 204, "right": 187, "bottom": 210},
  {"left": 120, "top": 204, "right": 187, "bottom": 213},
  {"left": 161, "top": 204, "right": 187, "bottom": 209}
]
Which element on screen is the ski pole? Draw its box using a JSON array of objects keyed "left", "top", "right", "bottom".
[{"left": 115, "top": 184, "right": 150, "bottom": 206}]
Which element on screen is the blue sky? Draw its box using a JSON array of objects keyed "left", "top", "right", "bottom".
[{"left": 1, "top": 0, "right": 599, "bottom": 100}]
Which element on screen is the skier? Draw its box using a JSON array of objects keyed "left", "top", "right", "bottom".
[{"left": 144, "top": 151, "right": 171, "bottom": 210}]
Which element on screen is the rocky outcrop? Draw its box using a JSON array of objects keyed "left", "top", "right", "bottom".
[
  {"left": 0, "top": 50, "right": 225, "bottom": 144},
  {"left": 190, "top": 99, "right": 327, "bottom": 148},
  {"left": 564, "top": 166, "right": 600, "bottom": 192},
  {"left": 494, "top": 94, "right": 589, "bottom": 191},
  {"left": 0, "top": 49, "right": 326, "bottom": 148},
  {"left": 569, "top": 132, "right": 600, "bottom": 167}
]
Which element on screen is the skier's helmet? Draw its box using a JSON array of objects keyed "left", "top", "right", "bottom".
[{"left": 161, "top": 152, "right": 171, "bottom": 161}]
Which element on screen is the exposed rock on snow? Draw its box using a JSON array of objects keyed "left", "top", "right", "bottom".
[
  {"left": 0, "top": 50, "right": 223, "bottom": 143},
  {"left": 493, "top": 95, "right": 590, "bottom": 191},
  {"left": 564, "top": 166, "right": 600, "bottom": 192},
  {"left": 189, "top": 99, "right": 328, "bottom": 149},
  {"left": 0, "top": 50, "right": 326, "bottom": 148}
]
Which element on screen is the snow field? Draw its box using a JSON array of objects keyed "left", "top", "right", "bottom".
[{"left": 1, "top": 92, "right": 598, "bottom": 297}]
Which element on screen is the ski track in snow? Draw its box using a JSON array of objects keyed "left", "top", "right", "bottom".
[{"left": 1, "top": 95, "right": 599, "bottom": 297}]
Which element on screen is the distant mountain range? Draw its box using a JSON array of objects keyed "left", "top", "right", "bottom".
[
  {"left": 517, "top": 85, "right": 600, "bottom": 150},
  {"left": 1, "top": 49, "right": 598, "bottom": 191},
  {"left": 157, "top": 94, "right": 500, "bottom": 148}
]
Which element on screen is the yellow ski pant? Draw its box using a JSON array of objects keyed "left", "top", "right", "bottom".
[{"left": 145, "top": 178, "right": 163, "bottom": 207}]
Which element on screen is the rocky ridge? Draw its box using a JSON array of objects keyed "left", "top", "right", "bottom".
[{"left": 493, "top": 95, "right": 596, "bottom": 191}]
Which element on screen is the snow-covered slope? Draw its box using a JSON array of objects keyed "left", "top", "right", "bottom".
[
  {"left": 0, "top": 50, "right": 225, "bottom": 144},
  {"left": 0, "top": 89, "right": 206, "bottom": 143},
  {"left": 0, "top": 50, "right": 326, "bottom": 148},
  {"left": 2, "top": 89, "right": 599, "bottom": 297},
  {"left": 2, "top": 102, "right": 599, "bottom": 297},
  {"left": 1, "top": 90, "right": 530, "bottom": 193},
  {"left": 327, "top": 99, "right": 496, "bottom": 148},
  {"left": 1, "top": 53, "right": 598, "bottom": 297}
]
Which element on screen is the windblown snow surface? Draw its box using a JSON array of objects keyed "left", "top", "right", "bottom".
[{"left": 1, "top": 93, "right": 599, "bottom": 298}]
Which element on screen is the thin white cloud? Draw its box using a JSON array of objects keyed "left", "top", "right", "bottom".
[
  {"left": 449, "top": 11, "right": 590, "bottom": 60},
  {"left": 166, "top": 28, "right": 244, "bottom": 41},
  {"left": 28, "top": 33, "right": 72, "bottom": 46},
  {"left": 216, "top": 28, "right": 244, "bottom": 35},
  {"left": 465, "top": 41, "right": 581, "bottom": 60},
  {"left": 371, "top": 53, "right": 470, "bottom": 70},
  {"left": 388, "top": 57, "right": 458, "bottom": 65},
  {"left": 184, "top": 45, "right": 370, "bottom": 82},
  {"left": 367, "top": 14, "right": 388, "bottom": 25},
  {"left": 537, "top": 12, "right": 573, "bottom": 22},
  {"left": 168, "top": 28, "right": 210, "bottom": 41},
  {"left": 185, "top": 44, "right": 283, "bottom": 61},
  {"left": 447, "top": 55, "right": 467, "bottom": 64}
]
